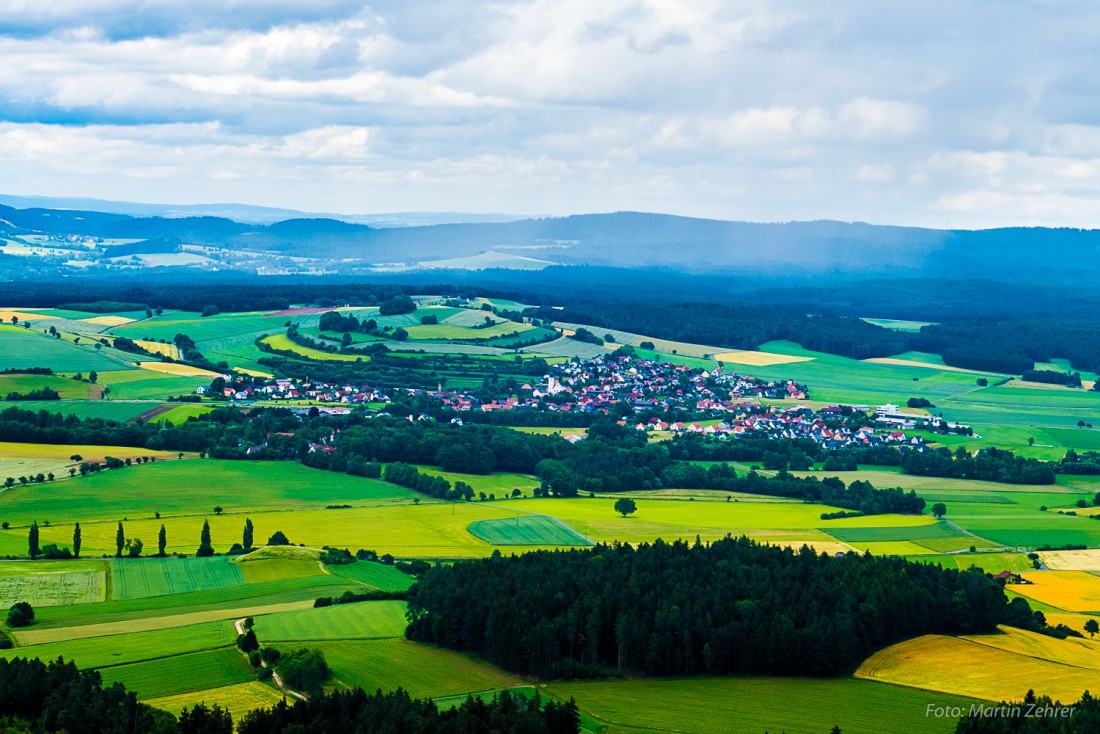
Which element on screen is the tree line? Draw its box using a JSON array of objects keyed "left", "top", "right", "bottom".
[{"left": 406, "top": 536, "right": 1020, "bottom": 679}]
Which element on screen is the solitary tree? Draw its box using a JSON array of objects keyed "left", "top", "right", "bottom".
[
  {"left": 1086, "top": 619, "right": 1099, "bottom": 638},
  {"left": 158, "top": 524, "right": 167, "bottom": 556},
  {"left": 115, "top": 521, "right": 125, "bottom": 557},
  {"left": 242, "top": 518, "right": 254, "bottom": 550},
  {"left": 614, "top": 498, "right": 637, "bottom": 518},
  {"left": 267, "top": 530, "right": 289, "bottom": 546},
  {"left": 214, "top": 506, "right": 223, "bottom": 515},
  {"left": 73, "top": 522, "right": 81, "bottom": 559},
  {"left": 931, "top": 503, "right": 947, "bottom": 519},
  {"left": 197, "top": 519, "right": 214, "bottom": 557},
  {"left": 6, "top": 601, "right": 34, "bottom": 627},
  {"left": 28, "top": 521, "right": 39, "bottom": 559}
]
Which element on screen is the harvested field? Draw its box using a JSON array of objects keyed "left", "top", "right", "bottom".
[
  {"left": 715, "top": 350, "right": 816, "bottom": 366},
  {"left": 136, "top": 362, "right": 224, "bottom": 377}
]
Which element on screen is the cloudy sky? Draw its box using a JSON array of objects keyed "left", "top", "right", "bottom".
[{"left": 1, "top": 0, "right": 1099, "bottom": 228}]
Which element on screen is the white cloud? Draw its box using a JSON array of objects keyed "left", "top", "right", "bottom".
[{"left": 0, "top": 1, "right": 1097, "bottom": 226}]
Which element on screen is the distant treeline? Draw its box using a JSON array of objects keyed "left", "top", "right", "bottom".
[
  {"left": 902, "top": 447, "right": 1056, "bottom": 485},
  {"left": 406, "top": 536, "right": 1020, "bottom": 679},
  {"left": 955, "top": 690, "right": 1100, "bottom": 734}
]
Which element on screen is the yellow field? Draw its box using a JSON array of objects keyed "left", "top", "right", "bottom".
[
  {"left": 236, "top": 368, "right": 274, "bottom": 378},
  {"left": 1003, "top": 379, "right": 1090, "bottom": 391},
  {"left": 81, "top": 315, "right": 136, "bottom": 326},
  {"left": 856, "top": 628, "right": 1100, "bottom": 702},
  {"left": 137, "top": 362, "right": 225, "bottom": 377},
  {"left": 0, "top": 441, "right": 190, "bottom": 465},
  {"left": 146, "top": 681, "right": 285, "bottom": 720},
  {"left": 134, "top": 340, "right": 180, "bottom": 359},
  {"left": 715, "top": 351, "right": 815, "bottom": 366},
  {"left": 1009, "top": 571, "right": 1100, "bottom": 611},
  {"left": 862, "top": 358, "right": 990, "bottom": 374},
  {"left": 1039, "top": 549, "right": 1100, "bottom": 570},
  {"left": 0, "top": 310, "right": 55, "bottom": 322}
]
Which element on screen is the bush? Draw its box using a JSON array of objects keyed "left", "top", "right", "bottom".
[
  {"left": 319, "top": 547, "right": 355, "bottom": 565},
  {"left": 236, "top": 629, "right": 259, "bottom": 653},
  {"left": 267, "top": 531, "right": 290, "bottom": 546},
  {"left": 6, "top": 601, "right": 34, "bottom": 627},
  {"left": 196, "top": 543, "right": 214, "bottom": 557},
  {"left": 276, "top": 648, "right": 330, "bottom": 697},
  {"left": 314, "top": 597, "right": 333, "bottom": 608}
]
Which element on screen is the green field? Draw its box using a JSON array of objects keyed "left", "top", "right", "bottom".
[
  {"left": 0, "top": 561, "right": 106, "bottom": 607},
  {"left": 261, "top": 334, "right": 367, "bottom": 362},
  {"left": 548, "top": 677, "right": 981, "bottom": 734},
  {"left": 110, "top": 557, "right": 247, "bottom": 600},
  {"left": 0, "top": 460, "right": 418, "bottom": 524},
  {"left": 99, "top": 647, "right": 255, "bottom": 699},
  {"left": 236, "top": 557, "right": 324, "bottom": 584},
  {"left": 907, "top": 552, "right": 1034, "bottom": 573},
  {"left": 0, "top": 619, "right": 237, "bottom": 669},
  {"left": 93, "top": 369, "right": 208, "bottom": 400},
  {"left": 151, "top": 403, "right": 216, "bottom": 424},
  {"left": 0, "top": 373, "right": 97, "bottom": 399},
  {"left": 0, "top": 400, "right": 158, "bottom": 422},
  {"left": 403, "top": 321, "right": 535, "bottom": 341},
  {"left": 0, "top": 325, "right": 137, "bottom": 372},
  {"left": 318, "top": 639, "right": 523, "bottom": 699},
  {"left": 327, "top": 561, "right": 415, "bottom": 591},
  {"left": 468, "top": 515, "right": 593, "bottom": 546},
  {"left": 253, "top": 600, "right": 408, "bottom": 641}
]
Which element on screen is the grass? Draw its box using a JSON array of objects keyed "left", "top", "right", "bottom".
[
  {"left": 0, "top": 460, "right": 417, "bottom": 524},
  {"left": 0, "top": 442, "right": 187, "bottom": 481},
  {"left": 0, "top": 373, "right": 96, "bottom": 399},
  {"left": 253, "top": 600, "right": 408, "bottom": 641},
  {"left": 1007, "top": 571, "right": 1100, "bottom": 612},
  {"left": 403, "top": 322, "right": 535, "bottom": 341},
  {"left": 411, "top": 466, "right": 539, "bottom": 495},
  {"left": 260, "top": 334, "right": 367, "bottom": 362},
  {"left": 146, "top": 681, "right": 289, "bottom": 721},
  {"left": 28, "top": 576, "right": 360, "bottom": 630},
  {"left": 12, "top": 600, "right": 313, "bottom": 645},
  {"left": 235, "top": 558, "right": 324, "bottom": 584},
  {"left": 825, "top": 523, "right": 967, "bottom": 543},
  {"left": 547, "top": 677, "right": 978, "bottom": 734},
  {"left": 0, "top": 400, "right": 158, "bottom": 422},
  {"left": 468, "top": 515, "right": 592, "bottom": 546},
  {"left": 328, "top": 562, "right": 415, "bottom": 591},
  {"left": 856, "top": 628, "right": 1100, "bottom": 703},
  {"left": 93, "top": 369, "right": 208, "bottom": 400},
  {"left": 110, "top": 556, "right": 247, "bottom": 600},
  {"left": 0, "top": 619, "right": 236, "bottom": 669},
  {"left": 318, "top": 639, "right": 523, "bottom": 699},
  {"left": 0, "top": 561, "right": 106, "bottom": 607},
  {"left": 0, "top": 326, "right": 134, "bottom": 372},
  {"left": 99, "top": 647, "right": 255, "bottom": 699},
  {"left": 151, "top": 404, "right": 215, "bottom": 425},
  {"left": 907, "top": 552, "right": 1033, "bottom": 573}
]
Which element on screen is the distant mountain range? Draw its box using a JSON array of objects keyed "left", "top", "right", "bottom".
[{"left": 2, "top": 199, "right": 1099, "bottom": 285}]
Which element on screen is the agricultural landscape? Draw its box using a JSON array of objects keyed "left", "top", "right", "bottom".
[{"left": 0, "top": 277, "right": 1099, "bottom": 734}]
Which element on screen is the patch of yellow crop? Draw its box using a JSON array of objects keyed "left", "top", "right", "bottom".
[
  {"left": 1002, "top": 379, "right": 1088, "bottom": 391},
  {"left": 863, "top": 357, "right": 989, "bottom": 374},
  {"left": 137, "top": 362, "right": 224, "bottom": 377},
  {"left": 1010, "top": 571, "right": 1100, "bottom": 612},
  {"left": 715, "top": 351, "right": 815, "bottom": 366},
  {"left": 1041, "top": 550, "right": 1100, "bottom": 570},
  {"left": 236, "top": 368, "right": 274, "bottom": 378},
  {"left": 133, "top": 340, "right": 180, "bottom": 359},
  {"left": 147, "top": 682, "right": 286, "bottom": 721},
  {"left": 0, "top": 310, "right": 55, "bottom": 322},
  {"left": 856, "top": 630, "right": 1100, "bottom": 702},
  {"left": 81, "top": 315, "right": 135, "bottom": 326}
]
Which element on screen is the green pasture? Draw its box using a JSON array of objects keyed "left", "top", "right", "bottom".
[
  {"left": 112, "top": 312, "right": 291, "bottom": 344},
  {"left": 0, "top": 460, "right": 418, "bottom": 524},
  {"left": 93, "top": 369, "right": 208, "bottom": 400},
  {"left": 253, "top": 600, "right": 407, "bottom": 641},
  {"left": 260, "top": 334, "right": 367, "bottom": 362},
  {"left": 151, "top": 404, "right": 215, "bottom": 424},
  {"left": 29, "top": 576, "right": 359, "bottom": 631},
  {"left": 0, "top": 400, "right": 157, "bottom": 422},
  {"left": 548, "top": 676, "right": 980, "bottom": 734},
  {"left": 0, "top": 373, "right": 97, "bottom": 399},
  {"left": 110, "top": 556, "right": 246, "bottom": 600},
  {"left": 319, "top": 639, "right": 523, "bottom": 699},
  {"left": 412, "top": 466, "right": 539, "bottom": 495},
  {"left": 235, "top": 557, "right": 324, "bottom": 584},
  {"left": 0, "top": 560, "right": 106, "bottom": 607},
  {"left": 0, "top": 326, "right": 134, "bottom": 372},
  {"left": 521, "top": 336, "right": 612, "bottom": 359},
  {"left": 99, "top": 647, "right": 254, "bottom": 699},
  {"left": 468, "top": 515, "right": 593, "bottom": 546},
  {"left": 403, "top": 321, "right": 535, "bottom": 341},
  {"left": 328, "top": 561, "right": 415, "bottom": 591},
  {"left": 0, "top": 619, "right": 236, "bottom": 669}
]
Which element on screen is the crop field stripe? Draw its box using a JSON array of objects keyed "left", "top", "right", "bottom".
[{"left": 98, "top": 647, "right": 255, "bottom": 700}]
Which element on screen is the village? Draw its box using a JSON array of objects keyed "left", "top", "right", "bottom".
[{"left": 201, "top": 353, "right": 952, "bottom": 451}]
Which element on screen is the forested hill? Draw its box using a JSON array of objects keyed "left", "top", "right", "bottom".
[
  {"left": 4, "top": 203, "right": 1100, "bottom": 283},
  {"left": 405, "top": 537, "right": 1024, "bottom": 679}
]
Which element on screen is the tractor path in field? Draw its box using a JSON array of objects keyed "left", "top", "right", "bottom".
[{"left": 235, "top": 617, "right": 308, "bottom": 702}]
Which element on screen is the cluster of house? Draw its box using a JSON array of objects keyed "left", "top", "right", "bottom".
[
  {"left": 197, "top": 377, "right": 389, "bottom": 405},
  {"left": 432, "top": 354, "right": 807, "bottom": 414}
]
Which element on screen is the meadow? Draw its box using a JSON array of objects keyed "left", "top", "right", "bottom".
[
  {"left": 0, "top": 325, "right": 133, "bottom": 372},
  {"left": 547, "top": 677, "right": 979, "bottom": 734},
  {"left": 111, "top": 556, "right": 246, "bottom": 600},
  {"left": 252, "top": 600, "right": 408, "bottom": 641}
]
